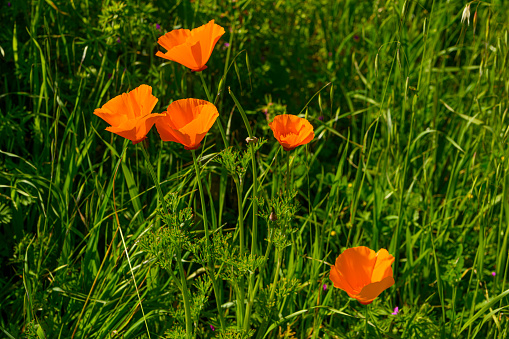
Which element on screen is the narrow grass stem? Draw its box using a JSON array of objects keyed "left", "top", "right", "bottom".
[
  {"left": 140, "top": 145, "right": 190, "bottom": 296},
  {"left": 364, "top": 304, "right": 369, "bottom": 339},
  {"left": 71, "top": 141, "right": 129, "bottom": 339},
  {"left": 139, "top": 145, "right": 170, "bottom": 218},
  {"left": 256, "top": 248, "right": 283, "bottom": 339},
  {"left": 230, "top": 89, "right": 261, "bottom": 330},
  {"left": 191, "top": 150, "right": 210, "bottom": 236},
  {"left": 286, "top": 150, "right": 291, "bottom": 192},
  {"left": 140, "top": 145, "right": 192, "bottom": 337},
  {"left": 198, "top": 71, "right": 229, "bottom": 148},
  {"left": 243, "top": 228, "right": 275, "bottom": 332},
  {"left": 114, "top": 141, "right": 151, "bottom": 339},
  {"left": 198, "top": 71, "right": 213, "bottom": 103},
  {"left": 268, "top": 249, "right": 282, "bottom": 305},
  {"left": 191, "top": 150, "right": 226, "bottom": 331},
  {"left": 235, "top": 179, "right": 246, "bottom": 327},
  {"left": 176, "top": 250, "right": 193, "bottom": 338}
]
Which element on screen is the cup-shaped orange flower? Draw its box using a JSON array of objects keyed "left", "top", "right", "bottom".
[
  {"left": 156, "top": 20, "right": 225, "bottom": 72},
  {"left": 93, "top": 85, "right": 162, "bottom": 144},
  {"left": 268, "top": 114, "right": 314, "bottom": 151},
  {"left": 155, "top": 98, "right": 219, "bottom": 150},
  {"left": 330, "top": 246, "right": 395, "bottom": 305}
]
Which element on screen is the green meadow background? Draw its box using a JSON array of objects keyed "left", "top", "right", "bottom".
[{"left": 1, "top": 0, "right": 509, "bottom": 338}]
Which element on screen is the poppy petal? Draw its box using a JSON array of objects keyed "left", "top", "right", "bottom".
[
  {"left": 157, "top": 29, "right": 192, "bottom": 51},
  {"left": 178, "top": 104, "right": 218, "bottom": 148},
  {"left": 129, "top": 84, "right": 159, "bottom": 118},
  {"left": 94, "top": 94, "right": 130, "bottom": 126},
  {"left": 354, "top": 276, "right": 395, "bottom": 304},
  {"left": 155, "top": 20, "right": 225, "bottom": 71},
  {"left": 156, "top": 121, "right": 193, "bottom": 146},
  {"left": 269, "top": 114, "right": 314, "bottom": 151},
  {"left": 330, "top": 265, "right": 357, "bottom": 295},
  {"left": 94, "top": 85, "right": 160, "bottom": 143},
  {"left": 106, "top": 120, "right": 138, "bottom": 142},
  {"left": 371, "top": 249, "right": 395, "bottom": 283},
  {"left": 334, "top": 247, "right": 377, "bottom": 292},
  {"left": 155, "top": 98, "right": 218, "bottom": 150}
]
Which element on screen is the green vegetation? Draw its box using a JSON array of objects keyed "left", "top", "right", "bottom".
[{"left": 1, "top": 0, "right": 508, "bottom": 338}]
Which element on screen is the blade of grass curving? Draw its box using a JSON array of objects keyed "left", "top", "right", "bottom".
[
  {"left": 459, "top": 289, "right": 509, "bottom": 335},
  {"left": 112, "top": 144, "right": 151, "bottom": 339}
]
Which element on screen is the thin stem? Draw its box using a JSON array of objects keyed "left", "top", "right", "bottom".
[
  {"left": 268, "top": 249, "right": 282, "bottom": 304},
  {"left": 191, "top": 150, "right": 226, "bottom": 331},
  {"left": 286, "top": 150, "right": 291, "bottom": 192},
  {"left": 235, "top": 179, "right": 246, "bottom": 327},
  {"left": 139, "top": 145, "right": 170, "bottom": 218},
  {"left": 256, "top": 248, "right": 282, "bottom": 339},
  {"left": 198, "top": 71, "right": 229, "bottom": 148},
  {"left": 198, "top": 71, "right": 213, "bottom": 102},
  {"left": 140, "top": 145, "right": 192, "bottom": 338},
  {"left": 72, "top": 140, "right": 129, "bottom": 339},
  {"left": 113, "top": 141, "right": 151, "bottom": 339},
  {"left": 365, "top": 304, "right": 369, "bottom": 339},
  {"left": 229, "top": 89, "right": 261, "bottom": 329},
  {"left": 243, "top": 228, "right": 275, "bottom": 332},
  {"left": 191, "top": 150, "right": 210, "bottom": 236},
  {"left": 177, "top": 250, "right": 193, "bottom": 337}
]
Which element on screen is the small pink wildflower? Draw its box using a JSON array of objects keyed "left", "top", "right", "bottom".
[
  {"left": 492, "top": 272, "right": 496, "bottom": 277},
  {"left": 392, "top": 306, "right": 399, "bottom": 315},
  {"left": 210, "top": 325, "right": 215, "bottom": 331}
]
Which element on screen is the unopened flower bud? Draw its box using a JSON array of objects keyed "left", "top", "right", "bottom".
[
  {"left": 245, "top": 136, "right": 258, "bottom": 144},
  {"left": 269, "top": 208, "right": 277, "bottom": 221}
]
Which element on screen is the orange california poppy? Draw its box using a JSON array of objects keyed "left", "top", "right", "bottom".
[
  {"left": 156, "top": 20, "right": 225, "bottom": 72},
  {"left": 155, "top": 98, "right": 219, "bottom": 150},
  {"left": 93, "top": 85, "right": 162, "bottom": 144},
  {"left": 268, "top": 114, "right": 314, "bottom": 151},
  {"left": 329, "top": 246, "right": 395, "bottom": 305}
]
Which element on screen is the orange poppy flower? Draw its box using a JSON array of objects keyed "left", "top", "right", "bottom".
[
  {"left": 155, "top": 20, "right": 225, "bottom": 72},
  {"left": 155, "top": 98, "right": 219, "bottom": 150},
  {"left": 93, "top": 85, "right": 161, "bottom": 144},
  {"left": 268, "top": 114, "right": 314, "bottom": 151},
  {"left": 329, "top": 246, "right": 395, "bottom": 305}
]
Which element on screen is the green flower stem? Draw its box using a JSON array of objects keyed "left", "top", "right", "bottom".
[
  {"left": 255, "top": 248, "right": 283, "bottom": 339},
  {"left": 198, "top": 71, "right": 229, "bottom": 148},
  {"left": 364, "top": 304, "right": 369, "bottom": 339},
  {"left": 268, "top": 249, "right": 282, "bottom": 305},
  {"left": 229, "top": 88, "right": 262, "bottom": 332},
  {"left": 191, "top": 150, "right": 210, "bottom": 237},
  {"left": 139, "top": 144, "right": 170, "bottom": 218},
  {"left": 229, "top": 89, "right": 259, "bottom": 254},
  {"left": 140, "top": 145, "right": 192, "bottom": 338},
  {"left": 234, "top": 178, "right": 246, "bottom": 327},
  {"left": 243, "top": 228, "right": 275, "bottom": 332},
  {"left": 286, "top": 150, "right": 291, "bottom": 192},
  {"left": 140, "top": 146, "right": 182, "bottom": 289},
  {"left": 191, "top": 150, "right": 226, "bottom": 331},
  {"left": 177, "top": 250, "right": 194, "bottom": 337}
]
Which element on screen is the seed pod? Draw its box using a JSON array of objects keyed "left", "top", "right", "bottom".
[
  {"left": 245, "top": 136, "right": 258, "bottom": 144},
  {"left": 270, "top": 207, "right": 278, "bottom": 221}
]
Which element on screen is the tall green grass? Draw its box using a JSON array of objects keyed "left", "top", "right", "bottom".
[{"left": 1, "top": 0, "right": 508, "bottom": 338}]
